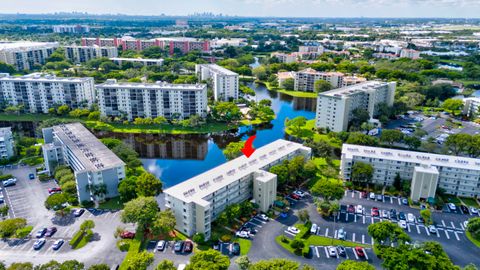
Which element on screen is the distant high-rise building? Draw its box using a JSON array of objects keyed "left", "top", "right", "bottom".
[
  {"left": 0, "top": 42, "right": 59, "bottom": 70},
  {"left": 52, "top": 25, "right": 90, "bottom": 34}
]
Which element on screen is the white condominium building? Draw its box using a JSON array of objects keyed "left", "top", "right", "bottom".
[
  {"left": 0, "top": 127, "right": 14, "bottom": 159},
  {"left": 0, "top": 42, "right": 59, "bottom": 70},
  {"left": 400, "top": 49, "right": 421, "bottom": 59},
  {"left": 110, "top": 57, "right": 163, "bottom": 67},
  {"left": 195, "top": 64, "right": 239, "bottom": 101},
  {"left": 0, "top": 73, "right": 95, "bottom": 113},
  {"left": 463, "top": 97, "right": 480, "bottom": 117},
  {"left": 341, "top": 144, "right": 480, "bottom": 201},
  {"left": 96, "top": 79, "right": 207, "bottom": 121},
  {"left": 42, "top": 123, "right": 126, "bottom": 203},
  {"left": 52, "top": 25, "right": 90, "bottom": 33},
  {"left": 294, "top": 68, "right": 350, "bottom": 92},
  {"left": 164, "top": 139, "right": 311, "bottom": 239},
  {"left": 315, "top": 81, "right": 396, "bottom": 132},
  {"left": 65, "top": 45, "right": 118, "bottom": 63},
  {"left": 270, "top": 52, "right": 298, "bottom": 63}
]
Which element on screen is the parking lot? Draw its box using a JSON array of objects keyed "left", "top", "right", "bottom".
[{"left": 0, "top": 166, "right": 126, "bottom": 267}]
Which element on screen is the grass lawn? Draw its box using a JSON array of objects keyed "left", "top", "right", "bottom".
[
  {"left": 277, "top": 89, "right": 318, "bottom": 98},
  {"left": 442, "top": 195, "right": 461, "bottom": 204},
  {"left": 0, "top": 113, "right": 76, "bottom": 122},
  {"left": 285, "top": 120, "right": 342, "bottom": 148},
  {"left": 466, "top": 231, "right": 480, "bottom": 248},
  {"left": 98, "top": 196, "right": 124, "bottom": 210},
  {"left": 240, "top": 119, "right": 268, "bottom": 126},
  {"left": 460, "top": 197, "right": 479, "bottom": 208},
  {"left": 235, "top": 238, "right": 252, "bottom": 255},
  {"left": 119, "top": 229, "right": 145, "bottom": 270}
]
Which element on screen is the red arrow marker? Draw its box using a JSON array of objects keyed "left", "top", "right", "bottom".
[{"left": 241, "top": 135, "right": 256, "bottom": 158}]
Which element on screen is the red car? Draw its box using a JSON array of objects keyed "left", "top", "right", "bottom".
[
  {"left": 371, "top": 207, "right": 379, "bottom": 217},
  {"left": 183, "top": 240, "right": 193, "bottom": 253},
  {"left": 355, "top": 246, "right": 365, "bottom": 257},
  {"left": 347, "top": 205, "right": 355, "bottom": 213},
  {"left": 120, "top": 231, "right": 135, "bottom": 239},
  {"left": 360, "top": 191, "right": 367, "bottom": 199},
  {"left": 48, "top": 187, "right": 62, "bottom": 194},
  {"left": 290, "top": 194, "right": 300, "bottom": 200}
]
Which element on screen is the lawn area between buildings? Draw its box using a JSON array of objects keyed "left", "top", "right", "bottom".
[
  {"left": 459, "top": 197, "right": 480, "bottom": 208},
  {"left": 466, "top": 231, "right": 480, "bottom": 248},
  {"left": 285, "top": 119, "right": 342, "bottom": 149},
  {"left": 277, "top": 89, "right": 318, "bottom": 98},
  {"left": 98, "top": 196, "right": 124, "bottom": 210},
  {"left": 236, "top": 238, "right": 252, "bottom": 255}
]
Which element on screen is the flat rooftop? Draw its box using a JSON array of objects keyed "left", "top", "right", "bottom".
[
  {"left": 0, "top": 73, "right": 93, "bottom": 83},
  {"left": 198, "top": 64, "right": 238, "bottom": 76},
  {"left": 110, "top": 57, "right": 164, "bottom": 62},
  {"left": 52, "top": 123, "right": 125, "bottom": 172},
  {"left": 165, "top": 139, "right": 310, "bottom": 204},
  {"left": 96, "top": 79, "right": 206, "bottom": 91},
  {"left": 319, "top": 81, "right": 389, "bottom": 98},
  {"left": 342, "top": 144, "right": 480, "bottom": 171},
  {"left": 0, "top": 41, "right": 59, "bottom": 51}
]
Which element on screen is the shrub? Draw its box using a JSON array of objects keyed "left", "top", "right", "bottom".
[
  {"left": 39, "top": 174, "right": 51, "bottom": 182},
  {"left": 0, "top": 174, "right": 13, "bottom": 181},
  {"left": 81, "top": 200, "right": 94, "bottom": 208},
  {"left": 192, "top": 233, "right": 205, "bottom": 244},
  {"left": 220, "top": 234, "right": 232, "bottom": 242},
  {"left": 15, "top": 225, "right": 33, "bottom": 238},
  {"left": 281, "top": 235, "right": 289, "bottom": 243},
  {"left": 117, "top": 239, "right": 131, "bottom": 252},
  {"left": 299, "top": 224, "right": 311, "bottom": 239},
  {"left": 290, "top": 239, "right": 305, "bottom": 250}
]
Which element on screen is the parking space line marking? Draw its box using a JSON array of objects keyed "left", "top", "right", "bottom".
[
  {"left": 324, "top": 246, "right": 329, "bottom": 257},
  {"left": 334, "top": 230, "right": 338, "bottom": 239},
  {"left": 460, "top": 223, "right": 465, "bottom": 231},
  {"left": 362, "top": 215, "right": 365, "bottom": 224},
  {"left": 362, "top": 234, "right": 365, "bottom": 244},
  {"left": 344, "top": 190, "right": 347, "bottom": 196},
  {"left": 442, "top": 220, "right": 446, "bottom": 228},
  {"left": 325, "top": 228, "right": 329, "bottom": 237},
  {"left": 424, "top": 226, "right": 430, "bottom": 236},
  {"left": 436, "top": 230, "right": 440, "bottom": 238},
  {"left": 407, "top": 224, "right": 411, "bottom": 233},
  {"left": 450, "top": 222, "right": 456, "bottom": 229},
  {"left": 284, "top": 231, "right": 295, "bottom": 236},
  {"left": 371, "top": 217, "right": 374, "bottom": 224},
  {"left": 354, "top": 214, "right": 357, "bottom": 223},
  {"left": 314, "top": 246, "right": 319, "bottom": 257},
  {"left": 345, "top": 214, "right": 349, "bottom": 222},
  {"left": 397, "top": 198, "right": 401, "bottom": 205},
  {"left": 416, "top": 225, "right": 420, "bottom": 234},
  {"left": 444, "top": 230, "right": 450, "bottom": 239},
  {"left": 455, "top": 232, "right": 461, "bottom": 241},
  {"left": 351, "top": 191, "right": 354, "bottom": 198},
  {"left": 390, "top": 197, "right": 393, "bottom": 203},
  {"left": 352, "top": 248, "right": 359, "bottom": 260},
  {"left": 371, "top": 238, "right": 374, "bottom": 245},
  {"left": 363, "top": 248, "right": 369, "bottom": 260},
  {"left": 352, "top": 233, "right": 355, "bottom": 242}
]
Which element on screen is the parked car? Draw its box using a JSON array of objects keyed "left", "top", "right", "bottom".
[
  {"left": 407, "top": 213, "right": 415, "bottom": 223},
  {"left": 183, "top": 241, "right": 193, "bottom": 253},
  {"left": 0, "top": 194, "right": 4, "bottom": 204},
  {"left": 33, "top": 238, "right": 46, "bottom": 250},
  {"left": 45, "top": 227, "right": 57, "bottom": 237},
  {"left": 347, "top": 205, "right": 355, "bottom": 213},
  {"left": 73, "top": 208, "right": 85, "bottom": 217},
  {"left": 402, "top": 198, "right": 409, "bottom": 205},
  {"left": 328, "top": 246, "right": 337, "bottom": 257},
  {"left": 48, "top": 187, "right": 62, "bottom": 194},
  {"left": 355, "top": 246, "right": 365, "bottom": 257},
  {"left": 381, "top": 210, "right": 389, "bottom": 219},
  {"left": 340, "top": 205, "right": 347, "bottom": 213},
  {"left": 2, "top": 178, "right": 16, "bottom": 187},
  {"left": 257, "top": 214, "right": 269, "bottom": 221},
  {"left": 355, "top": 205, "right": 363, "bottom": 214},
  {"left": 448, "top": 203, "right": 456, "bottom": 211},
  {"left": 470, "top": 207, "right": 478, "bottom": 215},
  {"left": 52, "top": 239, "right": 64, "bottom": 250},
  {"left": 376, "top": 194, "right": 383, "bottom": 201},
  {"left": 156, "top": 240, "right": 166, "bottom": 251},
  {"left": 120, "top": 231, "right": 135, "bottom": 239},
  {"left": 290, "top": 193, "right": 300, "bottom": 200},
  {"left": 236, "top": 230, "right": 250, "bottom": 239},
  {"left": 337, "top": 245, "right": 346, "bottom": 256},
  {"left": 287, "top": 226, "right": 300, "bottom": 235},
  {"left": 337, "top": 227, "right": 346, "bottom": 240},
  {"left": 399, "top": 220, "right": 407, "bottom": 229},
  {"left": 36, "top": 228, "right": 47, "bottom": 238},
  {"left": 398, "top": 212, "right": 406, "bottom": 220},
  {"left": 293, "top": 190, "right": 306, "bottom": 198},
  {"left": 29, "top": 173, "right": 35, "bottom": 180},
  {"left": 371, "top": 207, "right": 379, "bottom": 217},
  {"left": 389, "top": 209, "right": 397, "bottom": 220},
  {"left": 173, "top": 241, "right": 184, "bottom": 252},
  {"left": 428, "top": 225, "right": 437, "bottom": 234},
  {"left": 369, "top": 192, "right": 375, "bottom": 200},
  {"left": 231, "top": 242, "right": 240, "bottom": 255},
  {"left": 310, "top": 223, "right": 318, "bottom": 234},
  {"left": 460, "top": 205, "right": 469, "bottom": 214},
  {"left": 360, "top": 191, "right": 367, "bottom": 199}
]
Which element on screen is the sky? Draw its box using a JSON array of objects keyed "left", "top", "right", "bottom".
[{"left": 1, "top": 0, "right": 480, "bottom": 18}]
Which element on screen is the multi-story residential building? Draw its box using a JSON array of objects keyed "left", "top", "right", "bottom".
[
  {"left": 109, "top": 57, "right": 163, "bottom": 67},
  {"left": 166, "top": 37, "right": 210, "bottom": 55},
  {"left": 65, "top": 46, "right": 118, "bottom": 63},
  {"left": 195, "top": 64, "right": 239, "bottom": 101},
  {"left": 315, "top": 81, "right": 396, "bottom": 132},
  {"left": 0, "top": 73, "right": 95, "bottom": 113},
  {"left": 81, "top": 37, "right": 121, "bottom": 47},
  {"left": 210, "top": 38, "right": 247, "bottom": 48},
  {"left": 270, "top": 52, "right": 298, "bottom": 63},
  {"left": 277, "top": 71, "right": 296, "bottom": 88},
  {"left": 463, "top": 97, "right": 480, "bottom": 117},
  {"left": 164, "top": 139, "right": 311, "bottom": 239},
  {"left": 400, "top": 49, "right": 421, "bottom": 59},
  {"left": 0, "top": 127, "right": 14, "bottom": 159},
  {"left": 342, "top": 76, "right": 367, "bottom": 87},
  {"left": 341, "top": 144, "right": 480, "bottom": 200},
  {"left": 52, "top": 25, "right": 90, "bottom": 34},
  {"left": 96, "top": 79, "right": 207, "bottom": 121},
  {"left": 298, "top": 45, "right": 325, "bottom": 54},
  {"left": 294, "top": 68, "right": 345, "bottom": 92},
  {"left": 0, "top": 42, "right": 59, "bottom": 70},
  {"left": 42, "top": 123, "right": 126, "bottom": 202},
  {"left": 372, "top": 52, "right": 399, "bottom": 60}
]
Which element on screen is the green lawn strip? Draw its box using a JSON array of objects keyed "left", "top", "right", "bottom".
[
  {"left": 0, "top": 113, "right": 76, "bottom": 122},
  {"left": 98, "top": 196, "right": 124, "bottom": 210},
  {"left": 466, "top": 231, "right": 480, "bottom": 248},
  {"left": 235, "top": 238, "right": 252, "bottom": 255},
  {"left": 87, "top": 121, "right": 237, "bottom": 135},
  {"left": 459, "top": 197, "right": 479, "bottom": 208},
  {"left": 285, "top": 120, "right": 342, "bottom": 149},
  {"left": 69, "top": 229, "right": 93, "bottom": 250},
  {"left": 119, "top": 229, "right": 144, "bottom": 270},
  {"left": 277, "top": 89, "right": 318, "bottom": 98}
]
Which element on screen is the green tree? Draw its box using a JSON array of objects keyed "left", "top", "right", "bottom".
[
  {"left": 124, "top": 251, "right": 154, "bottom": 270},
  {"left": 118, "top": 176, "right": 138, "bottom": 202},
  {"left": 60, "top": 260, "right": 84, "bottom": 270},
  {"left": 314, "top": 79, "right": 332, "bottom": 93},
  {"left": 445, "top": 133, "right": 472, "bottom": 155},
  {"left": 393, "top": 173, "right": 402, "bottom": 191},
  {"left": 351, "top": 162, "right": 374, "bottom": 186},
  {"left": 56, "top": 105, "right": 70, "bottom": 116},
  {"left": 0, "top": 218, "right": 27, "bottom": 237},
  {"left": 80, "top": 220, "right": 95, "bottom": 231},
  {"left": 186, "top": 249, "right": 230, "bottom": 270},
  {"left": 337, "top": 260, "right": 375, "bottom": 270},
  {"left": 281, "top": 78, "right": 295, "bottom": 90},
  {"left": 380, "top": 129, "right": 404, "bottom": 145},
  {"left": 235, "top": 255, "right": 251, "bottom": 270},
  {"left": 249, "top": 258, "right": 299, "bottom": 270},
  {"left": 420, "top": 209, "right": 433, "bottom": 225},
  {"left": 155, "top": 260, "right": 176, "bottom": 270},
  {"left": 211, "top": 102, "right": 241, "bottom": 122},
  {"left": 367, "top": 221, "right": 410, "bottom": 246},
  {"left": 298, "top": 209, "right": 310, "bottom": 223},
  {"left": 269, "top": 164, "right": 289, "bottom": 186},
  {"left": 403, "top": 136, "right": 421, "bottom": 150},
  {"left": 44, "top": 193, "right": 67, "bottom": 210},
  {"left": 310, "top": 179, "right": 344, "bottom": 202},
  {"left": 349, "top": 108, "right": 370, "bottom": 129},
  {"left": 136, "top": 172, "right": 163, "bottom": 197},
  {"left": 192, "top": 232, "right": 205, "bottom": 244},
  {"left": 467, "top": 217, "right": 480, "bottom": 240},
  {"left": 88, "top": 264, "right": 110, "bottom": 270},
  {"left": 6, "top": 262, "right": 33, "bottom": 270},
  {"left": 223, "top": 141, "right": 245, "bottom": 160},
  {"left": 252, "top": 66, "right": 268, "bottom": 81},
  {"left": 442, "top": 98, "right": 464, "bottom": 115},
  {"left": 151, "top": 209, "right": 176, "bottom": 236},
  {"left": 345, "top": 132, "right": 378, "bottom": 146},
  {"left": 121, "top": 197, "right": 159, "bottom": 229},
  {"left": 285, "top": 116, "right": 307, "bottom": 137}
]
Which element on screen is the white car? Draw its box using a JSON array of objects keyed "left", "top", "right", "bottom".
[
  {"left": 448, "top": 203, "right": 456, "bottom": 211},
  {"left": 428, "top": 225, "right": 437, "bottom": 234},
  {"left": 236, "top": 231, "right": 249, "bottom": 239},
  {"left": 257, "top": 214, "right": 269, "bottom": 222},
  {"left": 287, "top": 226, "right": 300, "bottom": 235},
  {"left": 355, "top": 205, "right": 364, "bottom": 214},
  {"left": 470, "top": 207, "right": 478, "bottom": 215},
  {"left": 369, "top": 192, "right": 375, "bottom": 200},
  {"left": 310, "top": 223, "right": 318, "bottom": 234},
  {"left": 399, "top": 220, "right": 407, "bottom": 229},
  {"left": 328, "top": 246, "right": 337, "bottom": 257},
  {"left": 381, "top": 210, "right": 389, "bottom": 219},
  {"left": 407, "top": 213, "right": 415, "bottom": 223},
  {"left": 293, "top": 190, "right": 306, "bottom": 198},
  {"left": 464, "top": 220, "right": 469, "bottom": 229}
]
